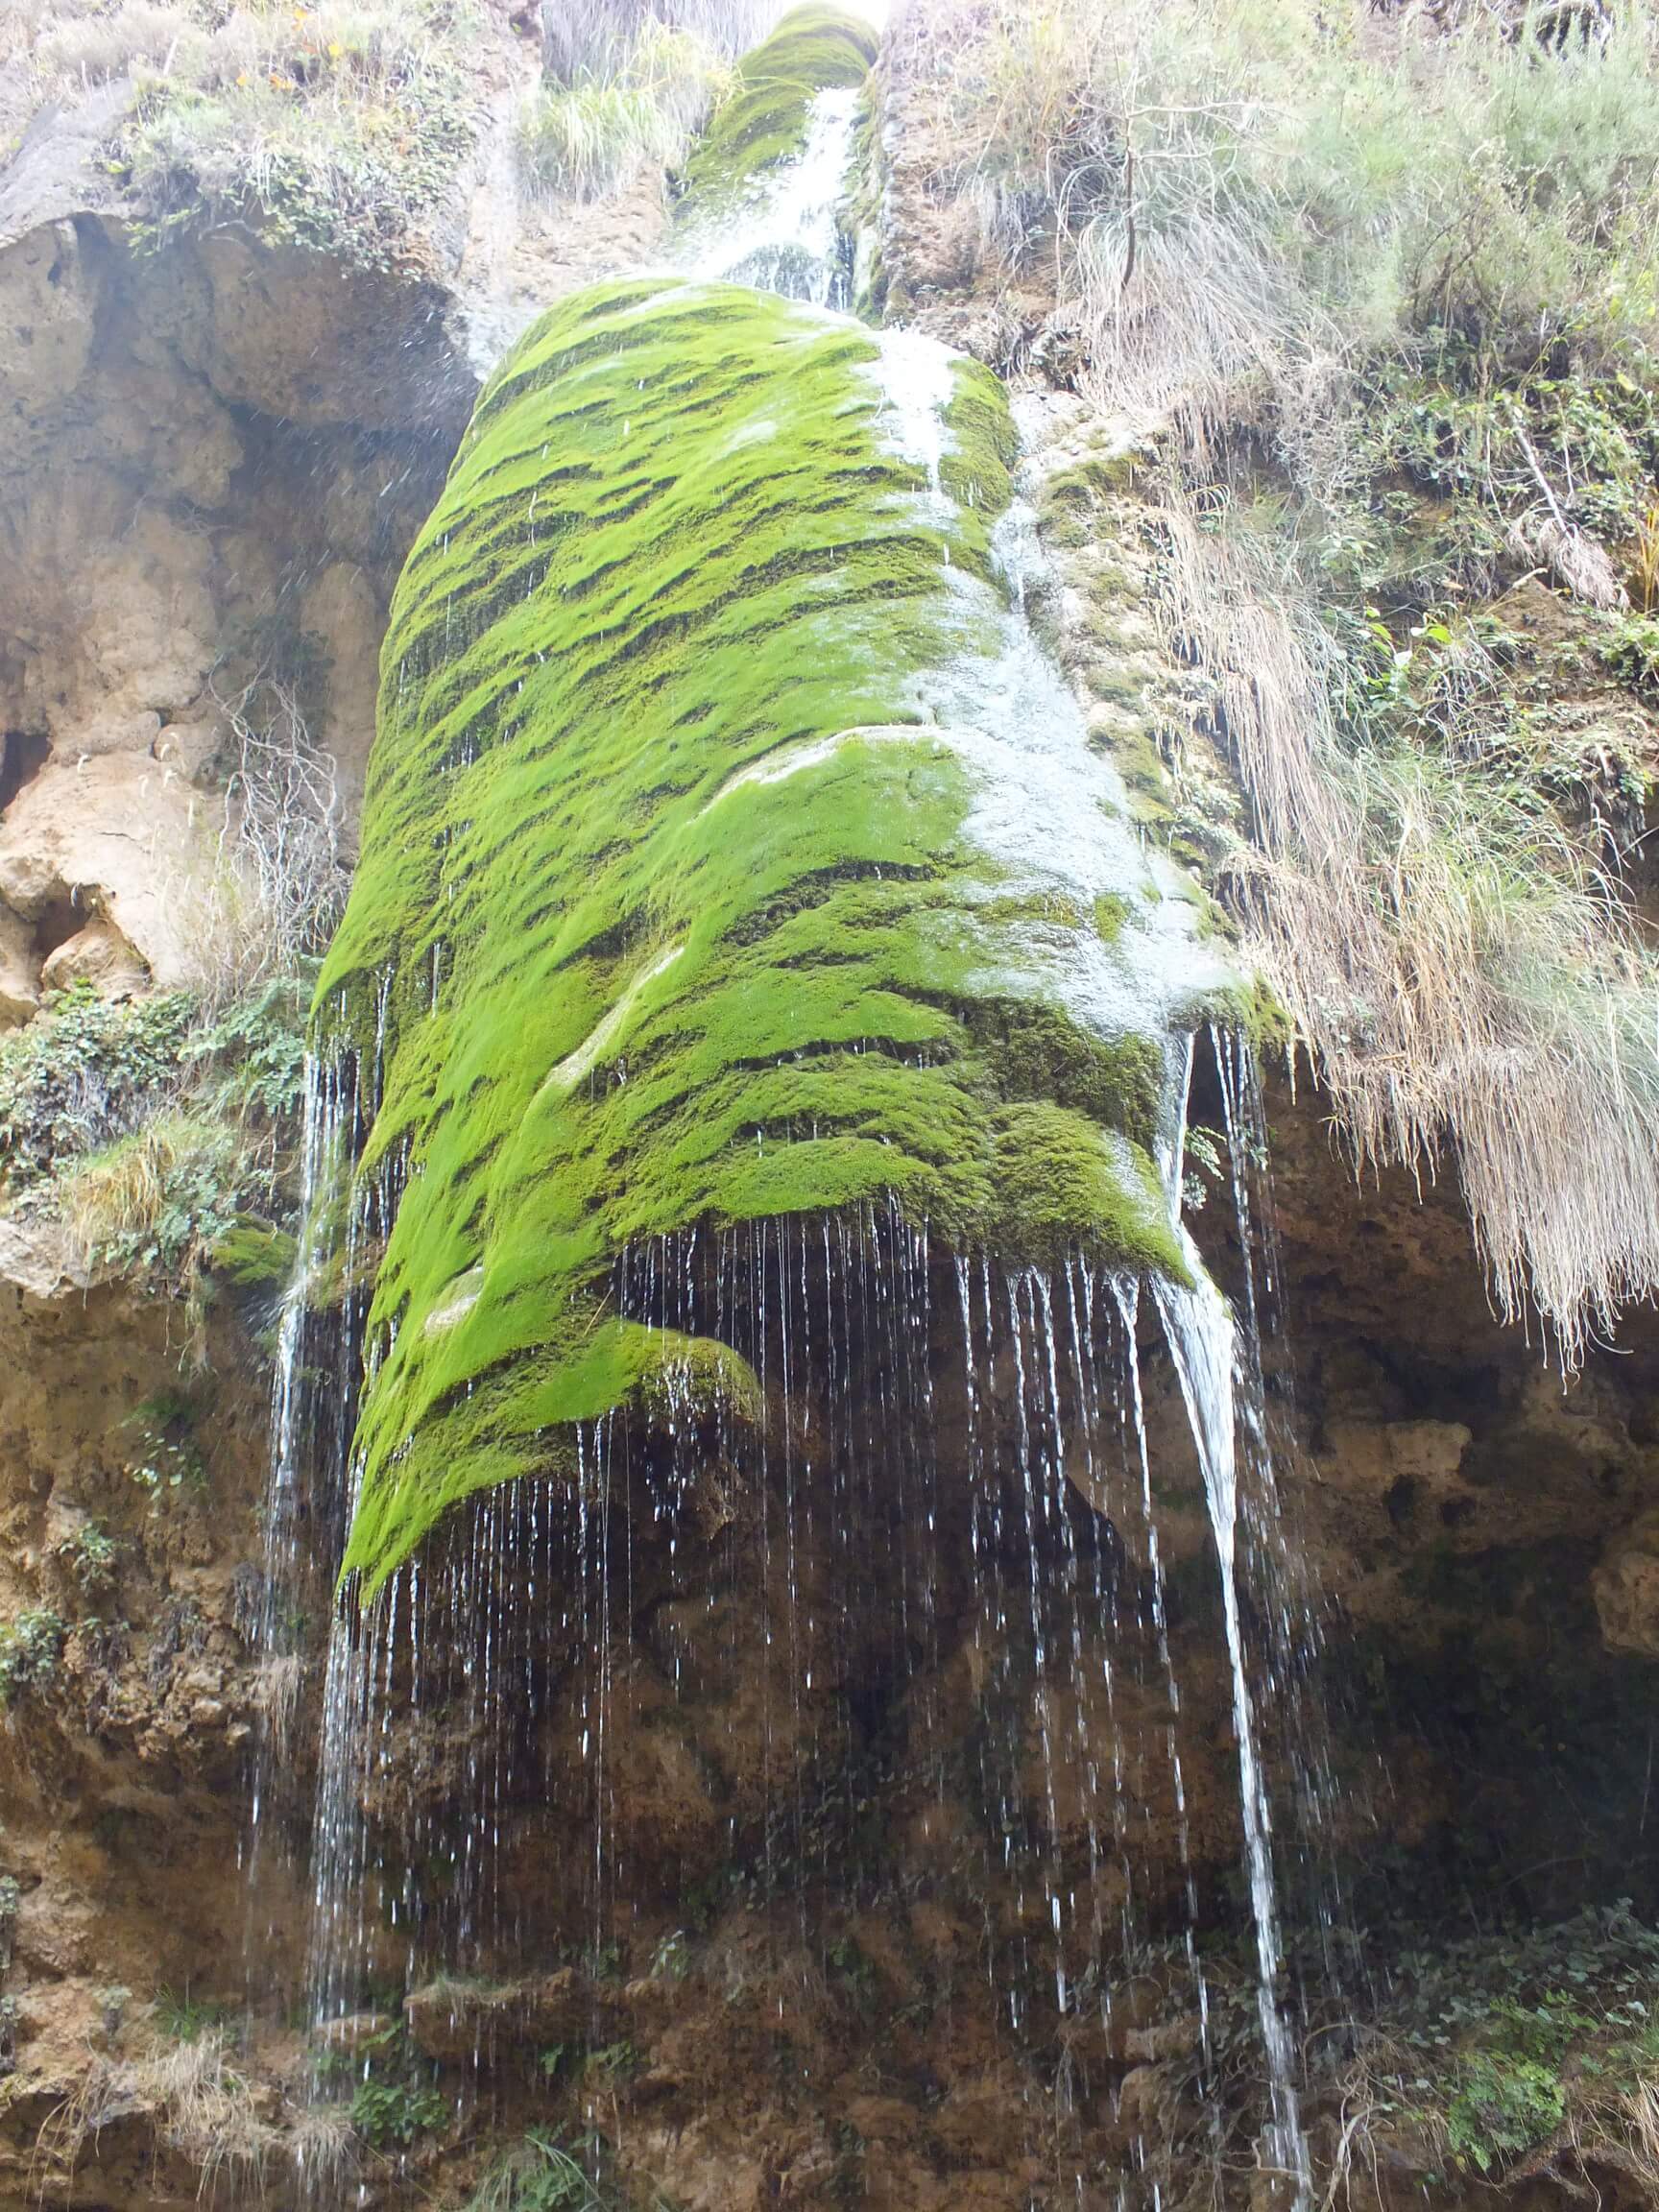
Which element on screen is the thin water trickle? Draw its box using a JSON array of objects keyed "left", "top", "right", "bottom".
[{"left": 1156, "top": 1245, "right": 1311, "bottom": 2207}]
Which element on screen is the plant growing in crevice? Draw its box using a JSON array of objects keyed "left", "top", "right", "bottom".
[
  {"left": 0, "top": 1611, "right": 66, "bottom": 1711},
  {"left": 332, "top": 2022, "right": 447, "bottom": 2150},
  {"left": 466, "top": 2128, "right": 627, "bottom": 2212},
  {"left": 50, "top": 1523, "right": 119, "bottom": 1603},
  {"left": 124, "top": 1393, "right": 208, "bottom": 1505}
]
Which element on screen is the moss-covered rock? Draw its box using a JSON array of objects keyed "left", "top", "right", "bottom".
[
  {"left": 321, "top": 275, "right": 1223, "bottom": 1593},
  {"left": 676, "top": 3, "right": 876, "bottom": 213}
]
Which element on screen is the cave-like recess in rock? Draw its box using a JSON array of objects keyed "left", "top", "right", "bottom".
[{"left": 320, "top": 274, "right": 1192, "bottom": 1594}]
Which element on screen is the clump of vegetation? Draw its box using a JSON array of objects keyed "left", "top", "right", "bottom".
[
  {"left": 331, "top": 2023, "right": 447, "bottom": 2151},
  {"left": 51, "top": 1522, "right": 119, "bottom": 1601},
  {"left": 33, "top": 2024, "right": 276, "bottom": 2193},
  {"left": 0, "top": 1610, "right": 66, "bottom": 1710},
  {"left": 517, "top": 19, "right": 734, "bottom": 203},
  {"left": 60, "top": 1113, "right": 241, "bottom": 1282},
  {"left": 8, "top": 0, "right": 480, "bottom": 268},
  {"left": 1321, "top": 1904, "right": 1659, "bottom": 2196},
  {"left": 0, "top": 970, "right": 311, "bottom": 1319},
  {"left": 124, "top": 1393, "right": 209, "bottom": 1503},
  {"left": 466, "top": 2128, "right": 632, "bottom": 2212},
  {"left": 542, "top": 0, "right": 772, "bottom": 84},
  {"left": 152, "top": 1987, "right": 231, "bottom": 2044},
  {"left": 149, "top": 4, "right": 476, "bottom": 267},
  {"left": 923, "top": 0, "right": 1659, "bottom": 1359},
  {"left": 932, "top": 0, "right": 1659, "bottom": 429},
  {"left": 0, "top": 986, "right": 195, "bottom": 1199}
]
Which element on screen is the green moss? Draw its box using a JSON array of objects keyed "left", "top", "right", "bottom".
[
  {"left": 322, "top": 276, "right": 1192, "bottom": 1594},
  {"left": 676, "top": 3, "right": 876, "bottom": 211},
  {"left": 207, "top": 1215, "right": 298, "bottom": 1289},
  {"left": 957, "top": 999, "right": 1162, "bottom": 1140},
  {"left": 1093, "top": 893, "right": 1130, "bottom": 944}
]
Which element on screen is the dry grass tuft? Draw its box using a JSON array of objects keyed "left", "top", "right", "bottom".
[
  {"left": 517, "top": 20, "right": 735, "bottom": 202},
  {"left": 542, "top": 0, "right": 775, "bottom": 84},
  {"left": 59, "top": 1114, "right": 235, "bottom": 1268},
  {"left": 1161, "top": 502, "right": 1659, "bottom": 1362},
  {"left": 33, "top": 2026, "right": 278, "bottom": 2199}
]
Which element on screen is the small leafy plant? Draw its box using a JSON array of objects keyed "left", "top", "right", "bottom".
[
  {"left": 51, "top": 1522, "right": 118, "bottom": 1599},
  {"left": 0, "top": 1611, "right": 66, "bottom": 1709},
  {"left": 124, "top": 1394, "right": 208, "bottom": 1503},
  {"left": 466, "top": 2129, "right": 630, "bottom": 2212},
  {"left": 340, "top": 2023, "right": 447, "bottom": 2150}
]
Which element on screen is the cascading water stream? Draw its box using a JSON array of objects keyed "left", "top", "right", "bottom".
[
  {"left": 679, "top": 84, "right": 862, "bottom": 306},
  {"left": 1155, "top": 1250, "right": 1310, "bottom": 2207},
  {"left": 242, "top": 1047, "right": 354, "bottom": 1973},
  {"left": 1153, "top": 1036, "right": 1314, "bottom": 2208}
]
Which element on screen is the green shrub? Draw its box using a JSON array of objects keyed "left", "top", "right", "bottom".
[
  {"left": 340, "top": 2023, "right": 447, "bottom": 2149},
  {"left": 1602, "top": 613, "right": 1659, "bottom": 694},
  {"left": 51, "top": 1523, "right": 118, "bottom": 1600},
  {"left": 109, "top": 0, "right": 480, "bottom": 268},
  {"left": 349, "top": 2072, "right": 447, "bottom": 2149},
  {"left": 0, "top": 986, "right": 195, "bottom": 1198},
  {"left": 1448, "top": 2050, "right": 1567, "bottom": 2173},
  {"left": 466, "top": 2129, "right": 619, "bottom": 2212},
  {"left": 153, "top": 1985, "right": 230, "bottom": 2043},
  {"left": 0, "top": 1611, "right": 66, "bottom": 1709}
]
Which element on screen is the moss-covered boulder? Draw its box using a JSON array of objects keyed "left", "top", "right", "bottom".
[
  {"left": 676, "top": 3, "right": 876, "bottom": 213},
  {"left": 320, "top": 274, "right": 1223, "bottom": 1593}
]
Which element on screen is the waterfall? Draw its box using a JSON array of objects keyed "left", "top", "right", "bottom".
[
  {"left": 680, "top": 84, "right": 862, "bottom": 307},
  {"left": 266, "top": 49, "right": 1343, "bottom": 2208},
  {"left": 242, "top": 1048, "right": 352, "bottom": 1975}
]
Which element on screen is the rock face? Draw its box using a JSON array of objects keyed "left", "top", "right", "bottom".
[
  {"left": 0, "top": 753, "right": 216, "bottom": 995},
  {"left": 0, "top": 186, "right": 469, "bottom": 1021}
]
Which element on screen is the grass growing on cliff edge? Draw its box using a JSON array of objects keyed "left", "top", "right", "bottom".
[
  {"left": 517, "top": 21, "right": 735, "bottom": 203},
  {"left": 926, "top": 0, "right": 1659, "bottom": 434},
  {"left": 517, "top": 3, "right": 873, "bottom": 208},
  {"left": 1162, "top": 501, "right": 1659, "bottom": 1365},
  {"left": 0, "top": 975, "right": 311, "bottom": 1333},
  {"left": 4, "top": 0, "right": 481, "bottom": 267}
]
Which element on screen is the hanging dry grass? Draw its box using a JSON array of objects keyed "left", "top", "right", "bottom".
[
  {"left": 32, "top": 2026, "right": 279, "bottom": 2200},
  {"left": 1162, "top": 502, "right": 1659, "bottom": 1361}
]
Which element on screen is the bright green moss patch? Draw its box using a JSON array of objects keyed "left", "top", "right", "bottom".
[
  {"left": 676, "top": 3, "right": 876, "bottom": 210},
  {"left": 323, "top": 275, "right": 1189, "bottom": 1593}
]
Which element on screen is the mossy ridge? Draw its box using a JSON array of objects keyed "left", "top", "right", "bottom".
[
  {"left": 324, "top": 276, "right": 1185, "bottom": 1595},
  {"left": 676, "top": 3, "right": 877, "bottom": 212}
]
